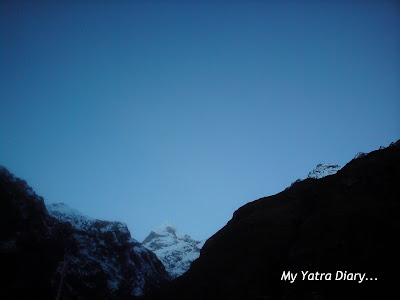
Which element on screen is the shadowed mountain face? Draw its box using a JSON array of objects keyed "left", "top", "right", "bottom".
[
  {"left": 150, "top": 141, "right": 400, "bottom": 300},
  {"left": 0, "top": 167, "right": 170, "bottom": 300}
]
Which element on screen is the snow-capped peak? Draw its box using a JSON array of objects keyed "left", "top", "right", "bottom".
[
  {"left": 307, "top": 163, "right": 342, "bottom": 179},
  {"left": 143, "top": 224, "right": 204, "bottom": 278},
  {"left": 153, "top": 222, "right": 179, "bottom": 237}
]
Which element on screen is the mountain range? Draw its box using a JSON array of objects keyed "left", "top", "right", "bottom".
[{"left": 1, "top": 140, "right": 399, "bottom": 299}]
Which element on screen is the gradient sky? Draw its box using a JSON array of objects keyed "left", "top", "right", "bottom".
[{"left": 1, "top": 0, "right": 399, "bottom": 242}]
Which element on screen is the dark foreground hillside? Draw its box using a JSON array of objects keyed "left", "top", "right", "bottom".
[{"left": 150, "top": 141, "right": 400, "bottom": 300}]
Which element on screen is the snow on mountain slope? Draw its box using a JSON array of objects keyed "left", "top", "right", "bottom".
[
  {"left": 46, "top": 203, "right": 169, "bottom": 297},
  {"left": 286, "top": 163, "right": 342, "bottom": 190},
  {"left": 142, "top": 224, "right": 204, "bottom": 278},
  {"left": 307, "top": 163, "right": 342, "bottom": 179},
  {"left": 1, "top": 167, "right": 170, "bottom": 299},
  {"left": 47, "top": 203, "right": 135, "bottom": 240},
  {"left": 47, "top": 203, "right": 94, "bottom": 230}
]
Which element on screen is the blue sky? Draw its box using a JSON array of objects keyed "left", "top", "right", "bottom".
[{"left": 1, "top": 0, "right": 399, "bottom": 241}]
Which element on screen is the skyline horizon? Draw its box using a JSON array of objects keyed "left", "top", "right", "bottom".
[
  {"left": 2, "top": 138, "right": 397, "bottom": 242},
  {"left": 2, "top": 1, "right": 399, "bottom": 242}
]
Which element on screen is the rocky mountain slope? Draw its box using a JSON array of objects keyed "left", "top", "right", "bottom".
[
  {"left": 143, "top": 225, "right": 204, "bottom": 278},
  {"left": 149, "top": 140, "right": 400, "bottom": 300},
  {"left": 46, "top": 203, "right": 170, "bottom": 297},
  {"left": 0, "top": 167, "right": 170, "bottom": 300}
]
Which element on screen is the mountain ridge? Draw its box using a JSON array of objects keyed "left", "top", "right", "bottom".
[
  {"left": 1, "top": 140, "right": 399, "bottom": 299},
  {"left": 148, "top": 140, "right": 400, "bottom": 299}
]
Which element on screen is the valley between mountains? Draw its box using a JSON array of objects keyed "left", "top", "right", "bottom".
[{"left": 1, "top": 141, "right": 399, "bottom": 299}]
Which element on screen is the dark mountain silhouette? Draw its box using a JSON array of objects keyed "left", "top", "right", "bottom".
[
  {"left": 148, "top": 140, "right": 400, "bottom": 299},
  {"left": 0, "top": 167, "right": 170, "bottom": 300}
]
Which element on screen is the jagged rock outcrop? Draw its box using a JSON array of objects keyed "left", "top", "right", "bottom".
[
  {"left": 286, "top": 163, "right": 342, "bottom": 190},
  {"left": 306, "top": 163, "right": 342, "bottom": 179},
  {"left": 353, "top": 151, "right": 367, "bottom": 160},
  {"left": 0, "top": 167, "right": 170, "bottom": 300},
  {"left": 143, "top": 225, "right": 204, "bottom": 278},
  {"left": 150, "top": 140, "right": 400, "bottom": 300}
]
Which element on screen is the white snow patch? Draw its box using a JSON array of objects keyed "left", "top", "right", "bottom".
[{"left": 307, "top": 163, "right": 342, "bottom": 179}]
